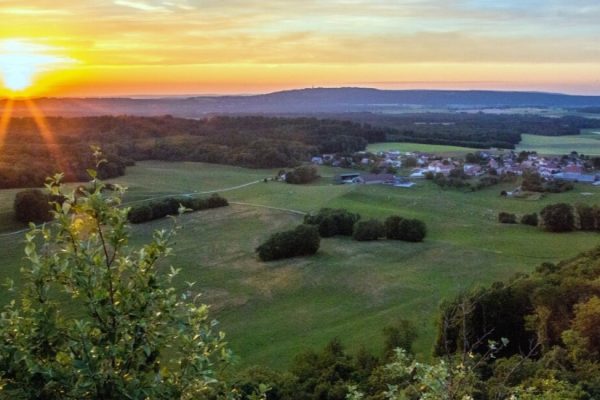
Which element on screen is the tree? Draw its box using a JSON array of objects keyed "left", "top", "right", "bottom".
[
  {"left": 285, "top": 165, "right": 319, "bottom": 184},
  {"left": 571, "top": 296, "right": 600, "bottom": 354},
  {"left": 13, "top": 189, "right": 55, "bottom": 224},
  {"left": 498, "top": 212, "right": 517, "bottom": 224},
  {"left": 0, "top": 171, "right": 232, "bottom": 399},
  {"left": 353, "top": 219, "right": 384, "bottom": 241},
  {"left": 465, "top": 153, "right": 479, "bottom": 164},
  {"left": 304, "top": 208, "right": 360, "bottom": 237},
  {"left": 575, "top": 204, "right": 596, "bottom": 231},
  {"left": 256, "top": 224, "right": 320, "bottom": 261},
  {"left": 384, "top": 215, "right": 405, "bottom": 240},
  {"left": 397, "top": 219, "right": 427, "bottom": 242},
  {"left": 520, "top": 213, "right": 539, "bottom": 227},
  {"left": 521, "top": 172, "right": 544, "bottom": 192},
  {"left": 540, "top": 203, "right": 576, "bottom": 232},
  {"left": 382, "top": 320, "right": 418, "bottom": 359}
]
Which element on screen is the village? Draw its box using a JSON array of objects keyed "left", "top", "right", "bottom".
[{"left": 310, "top": 148, "right": 600, "bottom": 188}]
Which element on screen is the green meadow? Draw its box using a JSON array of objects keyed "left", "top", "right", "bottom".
[
  {"left": 517, "top": 132, "right": 600, "bottom": 155},
  {"left": 1, "top": 160, "right": 600, "bottom": 369},
  {"left": 367, "top": 142, "right": 477, "bottom": 155}
]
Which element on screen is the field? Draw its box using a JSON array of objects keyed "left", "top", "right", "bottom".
[
  {"left": 367, "top": 142, "right": 477, "bottom": 155},
  {"left": 517, "top": 132, "right": 600, "bottom": 155},
  {"left": 2, "top": 161, "right": 600, "bottom": 370}
]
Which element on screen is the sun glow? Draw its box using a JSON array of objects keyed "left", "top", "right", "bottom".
[{"left": 0, "top": 39, "right": 74, "bottom": 94}]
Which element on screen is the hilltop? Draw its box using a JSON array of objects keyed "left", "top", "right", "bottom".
[{"left": 4, "top": 88, "right": 600, "bottom": 117}]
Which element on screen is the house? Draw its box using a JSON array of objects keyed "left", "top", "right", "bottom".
[
  {"left": 463, "top": 164, "right": 484, "bottom": 177},
  {"left": 393, "top": 177, "right": 415, "bottom": 188},
  {"left": 410, "top": 168, "right": 427, "bottom": 178},
  {"left": 552, "top": 172, "right": 596, "bottom": 183},
  {"left": 563, "top": 164, "right": 585, "bottom": 174},
  {"left": 427, "top": 161, "right": 455, "bottom": 176},
  {"left": 335, "top": 173, "right": 361, "bottom": 184},
  {"left": 354, "top": 173, "right": 395, "bottom": 185}
]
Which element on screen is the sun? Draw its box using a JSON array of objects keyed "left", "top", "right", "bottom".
[{"left": 0, "top": 39, "right": 74, "bottom": 94}]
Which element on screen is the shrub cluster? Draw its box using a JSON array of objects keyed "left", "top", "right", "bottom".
[
  {"left": 430, "top": 171, "right": 516, "bottom": 192},
  {"left": 520, "top": 213, "right": 539, "bottom": 226},
  {"left": 540, "top": 203, "right": 576, "bottom": 232},
  {"left": 522, "top": 172, "right": 573, "bottom": 193},
  {"left": 256, "top": 224, "right": 320, "bottom": 261},
  {"left": 304, "top": 209, "right": 428, "bottom": 243},
  {"left": 384, "top": 216, "right": 427, "bottom": 242},
  {"left": 285, "top": 165, "right": 320, "bottom": 184},
  {"left": 304, "top": 208, "right": 360, "bottom": 237},
  {"left": 127, "top": 194, "right": 228, "bottom": 224},
  {"left": 353, "top": 219, "right": 385, "bottom": 241},
  {"left": 498, "top": 212, "right": 517, "bottom": 224},
  {"left": 13, "top": 189, "right": 65, "bottom": 224},
  {"left": 502, "top": 203, "right": 600, "bottom": 232}
]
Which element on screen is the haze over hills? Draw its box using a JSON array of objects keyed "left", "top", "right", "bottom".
[{"left": 5, "top": 88, "right": 600, "bottom": 117}]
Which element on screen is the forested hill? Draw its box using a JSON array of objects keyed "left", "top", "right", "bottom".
[
  {"left": 0, "top": 116, "right": 386, "bottom": 188},
  {"left": 5, "top": 88, "right": 600, "bottom": 117}
]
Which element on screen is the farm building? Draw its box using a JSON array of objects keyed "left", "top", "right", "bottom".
[
  {"left": 334, "top": 173, "right": 361, "bottom": 184},
  {"left": 552, "top": 172, "right": 597, "bottom": 183}
]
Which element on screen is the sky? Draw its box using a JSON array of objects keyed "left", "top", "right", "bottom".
[{"left": 0, "top": 0, "right": 599, "bottom": 96}]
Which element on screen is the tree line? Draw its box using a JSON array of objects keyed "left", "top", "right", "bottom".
[
  {"left": 0, "top": 115, "right": 389, "bottom": 188},
  {"left": 323, "top": 112, "right": 600, "bottom": 149},
  {"left": 127, "top": 194, "right": 229, "bottom": 224},
  {"left": 499, "top": 202, "right": 600, "bottom": 233}
]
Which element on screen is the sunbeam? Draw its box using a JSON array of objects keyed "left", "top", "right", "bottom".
[
  {"left": 24, "top": 98, "right": 71, "bottom": 178},
  {"left": 0, "top": 99, "right": 14, "bottom": 155}
]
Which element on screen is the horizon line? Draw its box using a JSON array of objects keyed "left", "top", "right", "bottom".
[{"left": 3, "top": 86, "right": 600, "bottom": 101}]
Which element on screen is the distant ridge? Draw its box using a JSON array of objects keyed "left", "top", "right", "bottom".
[{"left": 3, "top": 87, "right": 600, "bottom": 117}]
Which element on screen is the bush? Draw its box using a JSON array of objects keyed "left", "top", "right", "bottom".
[
  {"left": 304, "top": 208, "right": 361, "bottom": 237},
  {"left": 544, "top": 180, "right": 574, "bottom": 193},
  {"left": 13, "top": 189, "right": 64, "bottom": 224},
  {"left": 383, "top": 216, "right": 428, "bottom": 242},
  {"left": 128, "top": 194, "right": 229, "bottom": 223},
  {"left": 575, "top": 204, "right": 600, "bottom": 231},
  {"left": 256, "top": 224, "right": 320, "bottom": 261},
  {"left": 540, "top": 203, "right": 576, "bottom": 232},
  {"left": 498, "top": 212, "right": 517, "bottom": 224},
  {"left": 285, "top": 165, "right": 319, "bottom": 184},
  {"left": 520, "top": 213, "right": 539, "bottom": 226},
  {"left": 384, "top": 215, "right": 405, "bottom": 239},
  {"left": 127, "top": 204, "right": 153, "bottom": 223},
  {"left": 353, "top": 219, "right": 385, "bottom": 241},
  {"left": 397, "top": 219, "right": 427, "bottom": 242}
]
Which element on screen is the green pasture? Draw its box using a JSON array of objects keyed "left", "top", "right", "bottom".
[
  {"left": 517, "top": 132, "right": 600, "bottom": 156},
  {"left": 1, "top": 161, "right": 600, "bottom": 370},
  {"left": 366, "top": 142, "right": 478, "bottom": 155}
]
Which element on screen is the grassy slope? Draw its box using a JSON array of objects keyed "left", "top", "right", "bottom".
[{"left": 1, "top": 161, "right": 600, "bottom": 370}]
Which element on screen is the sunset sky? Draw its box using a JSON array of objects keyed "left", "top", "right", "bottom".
[{"left": 0, "top": 0, "right": 599, "bottom": 97}]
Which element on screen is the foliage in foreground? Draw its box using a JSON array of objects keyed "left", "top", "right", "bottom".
[
  {"left": 0, "top": 171, "right": 232, "bottom": 399},
  {"left": 434, "top": 245, "right": 600, "bottom": 399}
]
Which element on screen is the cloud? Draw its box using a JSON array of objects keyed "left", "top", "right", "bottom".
[{"left": 113, "top": 0, "right": 167, "bottom": 12}]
